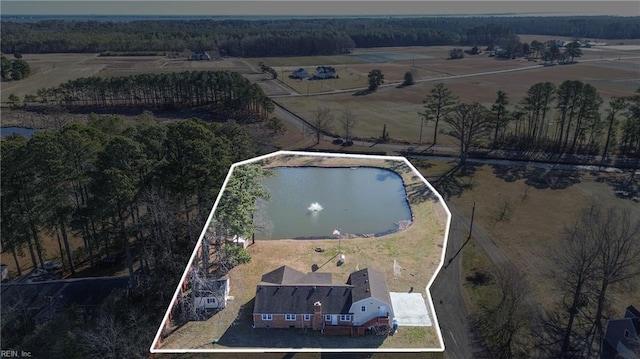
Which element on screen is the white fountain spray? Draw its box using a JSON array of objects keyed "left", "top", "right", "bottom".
[{"left": 308, "top": 202, "right": 323, "bottom": 212}]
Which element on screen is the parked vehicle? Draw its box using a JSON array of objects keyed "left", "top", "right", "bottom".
[{"left": 43, "top": 261, "right": 63, "bottom": 270}]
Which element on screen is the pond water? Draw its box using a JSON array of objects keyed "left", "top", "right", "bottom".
[
  {"left": 256, "top": 167, "right": 412, "bottom": 240},
  {"left": 0, "top": 127, "right": 35, "bottom": 137}
]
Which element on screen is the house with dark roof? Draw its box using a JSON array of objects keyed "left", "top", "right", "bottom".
[
  {"left": 252, "top": 266, "right": 393, "bottom": 336},
  {"left": 601, "top": 305, "right": 640, "bottom": 359},
  {"left": 314, "top": 66, "right": 336, "bottom": 79},
  {"left": 289, "top": 68, "right": 309, "bottom": 80}
]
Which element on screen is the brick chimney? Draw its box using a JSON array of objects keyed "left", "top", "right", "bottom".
[{"left": 312, "top": 301, "right": 323, "bottom": 330}]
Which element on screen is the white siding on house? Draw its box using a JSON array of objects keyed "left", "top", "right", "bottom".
[{"left": 349, "top": 298, "right": 393, "bottom": 326}]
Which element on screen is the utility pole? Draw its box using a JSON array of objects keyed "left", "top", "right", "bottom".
[
  {"left": 468, "top": 201, "right": 476, "bottom": 240},
  {"left": 445, "top": 201, "right": 477, "bottom": 269}
]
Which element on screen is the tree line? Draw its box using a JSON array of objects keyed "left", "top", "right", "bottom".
[
  {"left": 0, "top": 115, "right": 266, "bottom": 357},
  {"left": 16, "top": 70, "right": 274, "bottom": 121},
  {"left": 418, "top": 83, "right": 640, "bottom": 162},
  {"left": 2, "top": 16, "right": 638, "bottom": 56}
]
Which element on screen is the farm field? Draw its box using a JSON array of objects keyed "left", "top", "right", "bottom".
[
  {"left": 275, "top": 56, "right": 640, "bottom": 144},
  {"left": 414, "top": 160, "right": 640, "bottom": 314},
  {"left": 0, "top": 54, "right": 253, "bottom": 102}
]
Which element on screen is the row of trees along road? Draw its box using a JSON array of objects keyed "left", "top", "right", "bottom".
[
  {"left": 20, "top": 70, "right": 274, "bottom": 121},
  {"left": 419, "top": 83, "right": 640, "bottom": 162},
  {"left": 0, "top": 116, "right": 267, "bottom": 357},
  {"left": 2, "top": 16, "right": 638, "bottom": 55}
]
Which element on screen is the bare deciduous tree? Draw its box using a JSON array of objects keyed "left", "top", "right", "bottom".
[
  {"left": 475, "top": 263, "right": 533, "bottom": 359},
  {"left": 313, "top": 106, "right": 334, "bottom": 144},
  {"left": 536, "top": 205, "right": 640, "bottom": 358},
  {"left": 444, "top": 102, "right": 492, "bottom": 163},
  {"left": 340, "top": 109, "right": 356, "bottom": 142},
  {"left": 584, "top": 206, "right": 640, "bottom": 356}
]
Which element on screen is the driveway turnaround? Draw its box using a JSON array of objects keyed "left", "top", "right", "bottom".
[{"left": 390, "top": 292, "right": 432, "bottom": 326}]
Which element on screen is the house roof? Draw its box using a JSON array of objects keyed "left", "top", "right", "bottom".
[
  {"left": 624, "top": 305, "right": 640, "bottom": 334},
  {"left": 254, "top": 266, "right": 392, "bottom": 315},
  {"left": 254, "top": 284, "right": 353, "bottom": 314},
  {"left": 626, "top": 305, "right": 640, "bottom": 318},
  {"left": 347, "top": 268, "right": 392, "bottom": 305},
  {"left": 259, "top": 265, "right": 332, "bottom": 286}
]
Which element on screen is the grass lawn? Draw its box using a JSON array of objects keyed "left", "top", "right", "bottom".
[
  {"left": 247, "top": 55, "right": 366, "bottom": 69},
  {"left": 159, "top": 154, "right": 449, "bottom": 351},
  {"left": 460, "top": 237, "right": 497, "bottom": 314},
  {"left": 275, "top": 90, "right": 460, "bottom": 147}
]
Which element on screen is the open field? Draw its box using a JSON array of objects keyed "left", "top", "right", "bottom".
[
  {"left": 0, "top": 53, "right": 105, "bottom": 102},
  {"left": 246, "top": 55, "right": 366, "bottom": 68},
  {"left": 0, "top": 54, "right": 252, "bottom": 102},
  {"left": 420, "top": 162, "right": 640, "bottom": 313},
  {"left": 160, "top": 155, "right": 448, "bottom": 351},
  {"left": 275, "top": 56, "right": 640, "bottom": 144}
]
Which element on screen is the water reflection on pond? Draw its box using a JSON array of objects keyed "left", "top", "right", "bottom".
[{"left": 257, "top": 167, "right": 412, "bottom": 240}]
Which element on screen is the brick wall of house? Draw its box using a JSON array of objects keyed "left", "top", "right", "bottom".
[
  {"left": 254, "top": 313, "right": 355, "bottom": 329},
  {"left": 253, "top": 314, "right": 314, "bottom": 329}
]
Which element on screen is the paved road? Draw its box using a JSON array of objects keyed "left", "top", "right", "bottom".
[{"left": 432, "top": 212, "right": 474, "bottom": 359}]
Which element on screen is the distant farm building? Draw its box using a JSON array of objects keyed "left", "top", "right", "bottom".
[
  {"left": 289, "top": 68, "right": 309, "bottom": 79},
  {"left": 314, "top": 66, "right": 337, "bottom": 79},
  {"left": 189, "top": 51, "right": 211, "bottom": 61}
]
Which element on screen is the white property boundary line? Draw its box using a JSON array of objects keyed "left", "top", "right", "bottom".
[{"left": 149, "top": 150, "right": 452, "bottom": 354}]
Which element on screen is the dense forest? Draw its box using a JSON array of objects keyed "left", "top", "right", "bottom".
[
  {"left": 20, "top": 70, "right": 274, "bottom": 121},
  {"left": 1, "top": 16, "right": 638, "bottom": 56},
  {"left": 0, "top": 116, "right": 266, "bottom": 357}
]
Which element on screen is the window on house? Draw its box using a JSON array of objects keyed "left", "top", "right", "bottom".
[
  {"left": 625, "top": 329, "right": 630, "bottom": 339},
  {"left": 262, "top": 314, "right": 272, "bottom": 321},
  {"left": 340, "top": 315, "right": 351, "bottom": 321},
  {"left": 285, "top": 314, "right": 296, "bottom": 321},
  {"left": 303, "top": 314, "right": 311, "bottom": 321},
  {"left": 325, "top": 315, "right": 331, "bottom": 321},
  {"left": 361, "top": 306, "right": 366, "bottom": 312}
]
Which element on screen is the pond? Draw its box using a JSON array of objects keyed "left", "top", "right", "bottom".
[
  {"left": 256, "top": 167, "right": 412, "bottom": 240},
  {"left": 0, "top": 127, "right": 35, "bottom": 138}
]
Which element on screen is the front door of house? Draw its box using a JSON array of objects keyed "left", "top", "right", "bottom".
[{"left": 331, "top": 315, "right": 338, "bottom": 325}]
